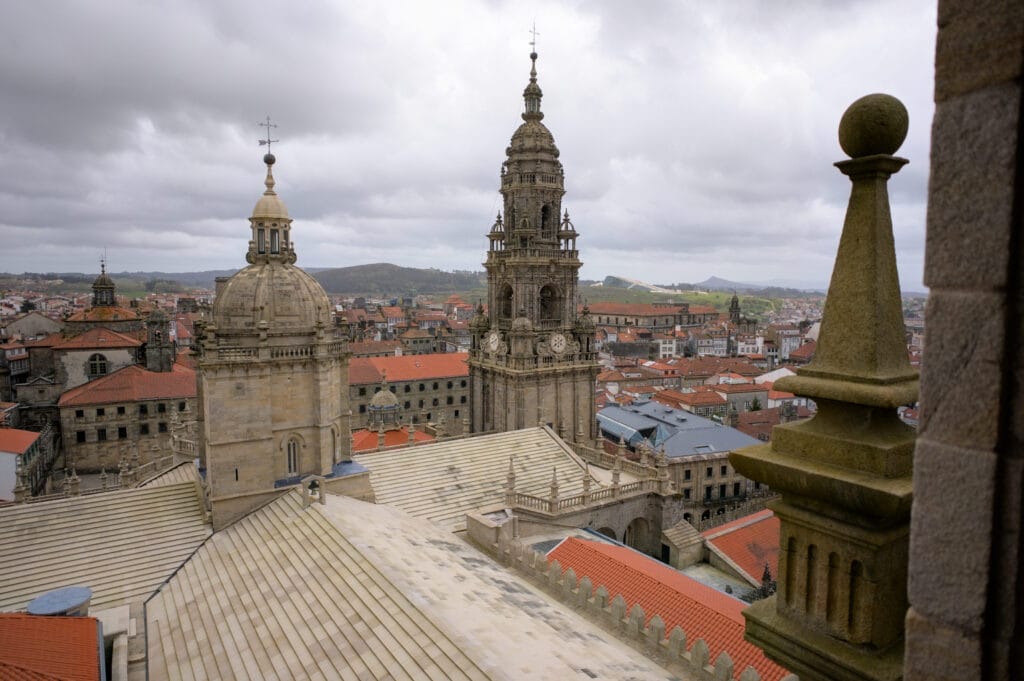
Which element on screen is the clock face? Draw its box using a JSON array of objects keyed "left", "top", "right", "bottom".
[
  {"left": 487, "top": 331, "right": 501, "bottom": 352},
  {"left": 550, "top": 333, "right": 567, "bottom": 354}
]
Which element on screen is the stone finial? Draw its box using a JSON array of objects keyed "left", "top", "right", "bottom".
[
  {"left": 68, "top": 466, "right": 80, "bottom": 496},
  {"left": 377, "top": 423, "right": 385, "bottom": 450},
  {"left": 407, "top": 422, "right": 416, "bottom": 443},
  {"left": 99, "top": 467, "right": 108, "bottom": 490},
  {"left": 729, "top": 94, "right": 916, "bottom": 681}
]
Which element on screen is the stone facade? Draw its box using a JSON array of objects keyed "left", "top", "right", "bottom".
[
  {"left": 60, "top": 395, "right": 196, "bottom": 472},
  {"left": 469, "top": 51, "right": 599, "bottom": 439},
  {"left": 196, "top": 153, "right": 354, "bottom": 530}
]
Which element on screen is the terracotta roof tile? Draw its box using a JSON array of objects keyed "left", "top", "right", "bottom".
[
  {"left": 702, "top": 510, "right": 781, "bottom": 585},
  {"left": 351, "top": 427, "right": 435, "bottom": 452},
  {"left": 349, "top": 353, "right": 468, "bottom": 384},
  {"left": 53, "top": 327, "right": 141, "bottom": 351},
  {"left": 0, "top": 429, "right": 40, "bottom": 455},
  {"left": 65, "top": 306, "right": 138, "bottom": 322},
  {"left": 0, "top": 614, "right": 100, "bottom": 681},
  {"left": 58, "top": 364, "right": 196, "bottom": 407},
  {"left": 548, "top": 538, "right": 788, "bottom": 681}
]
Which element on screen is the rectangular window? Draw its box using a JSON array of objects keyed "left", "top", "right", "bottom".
[
  {"left": 258, "top": 228, "right": 266, "bottom": 254},
  {"left": 178, "top": 402, "right": 186, "bottom": 411},
  {"left": 157, "top": 403, "right": 166, "bottom": 413},
  {"left": 75, "top": 409, "right": 84, "bottom": 418},
  {"left": 719, "top": 484, "right": 727, "bottom": 498},
  {"left": 684, "top": 469, "right": 691, "bottom": 481},
  {"left": 118, "top": 426, "right": 127, "bottom": 439},
  {"left": 358, "top": 405, "right": 366, "bottom": 413},
  {"left": 706, "top": 467, "right": 713, "bottom": 478},
  {"left": 270, "top": 229, "right": 280, "bottom": 254},
  {"left": 733, "top": 482, "right": 741, "bottom": 496},
  {"left": 76, "top": 431, "right": 86, "bottom": 443},
  {"left": 97, "top": 429, "right": 107, "bottom": 441},
  {"left": 446, "top": 396, "right": 453, "bottom": 405},
  {"left": 721, "top": 465, "right": 728, "bottom": 476},
  {"left": 704, "top": 486, "right": 712, "bottom": 500},
  {"left": 358, "top": 387, "right": 366, "bottom": 396},
  {"left": 140, "top": 423, "right": 149, "bottom": 435},
  {"left": 460, "top": 396, "right": 467, "bottom": 404},
  {"left": 454, "top": 409, "right": 460, "bottom": 418},
  {"left": 158, "top": 422, "right": 167, "bottom": 433},
  {"left": 139, "top": 404, "right": 148, "bottom": 416},
  {"left": 96, "top": 408, "right": 105, "bottom": 417},
  {"left": 117, "top": 406, "right": 126, "bottom": 415},
  {"left": 683, "top": 488, "right": 691, "bottom": 500}
]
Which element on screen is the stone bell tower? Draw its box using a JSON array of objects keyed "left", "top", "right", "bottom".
[{"left": 468, "top": 50, "right": 599, "bottom": 440}]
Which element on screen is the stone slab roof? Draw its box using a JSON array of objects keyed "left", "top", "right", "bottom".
[
  {"left": 0, "top": 482, "right": 211, "bottom": 613},
  {"left": 355, "top": 427, "right": 596, "bottom": 531},
  {"left": 138, "top": 461, "right": 201, "bottom": 488},
  {"left": 147, "top": 490, "right": 677, "bottom": 680}
]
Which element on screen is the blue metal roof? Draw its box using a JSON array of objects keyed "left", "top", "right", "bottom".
[{"left": 598, "top": 401, "right": 759, "bottom": 459}]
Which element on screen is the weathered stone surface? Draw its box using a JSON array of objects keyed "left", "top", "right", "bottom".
[
  {"left": 918, "top": 291, "right": 1005, "bottom": 450},
  {"left": 904, "top": 608, "right": 982, "bottom": 681},
  {"left": 838, "top": 94, "right": 909, "bottom": 158},
  {"left": 925, "top": 82, "right": 1019, "bottom": 290},
  {"left": 908, "top": 438, "right": 997, "bottom": 631},
  {"left": 935, "top": 0, "right": 1024, "bottom": 102}
]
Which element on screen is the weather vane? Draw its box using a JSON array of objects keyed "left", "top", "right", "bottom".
[
  {"left": 258, "top": 116, "right": 278, "bottom": 153},
  {"left": 529, "top": 22, "right": 539, "bottom": 53}
]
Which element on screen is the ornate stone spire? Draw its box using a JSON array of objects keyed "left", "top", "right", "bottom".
[
  {"left": 522, "top": 51, "right": 543, "bottom": 120},
  {"left": 730, "top": 94, "right": 916, "bottom": 681},
  {"left": 247, "top": 147, "right": 296, "bottom": 265}
]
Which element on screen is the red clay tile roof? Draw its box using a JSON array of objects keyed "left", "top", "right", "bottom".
[
  {"left": 702, "top": 510, "right": 781, "bottom": 586},
  {"left": 714, "top": 383, "right": 767, "bottom": 395},
  {"left": 351, "top": 426, "right": 435, "bottom": 452},
  {"left": 688, "top": 304, "right": 719, "bottom": 315},
  {"left": 58, "top": 363, "right": 196, "bottom": 407},
  {"left": 65, "top": 305, "right": 138, "bottom": 322},
  {"left": 587, "top": 302, "right": 685, "bottom": 316},
  {"left": 789, "top": 340, "right": 817, "bottom": 360},
  {"left": 349, "top": 353, "right": 468, "bottom": 384},
  {"left": 53, "top": 327, "right": 141, "bottom": 351},
  {"left": 0, "top": 428, "right": 40, "bottom": 455},
  {"left": 548, "top": 538, "right": 788, "bottom": 681},
  {"left": 0, "top": 614, "right": 101, "bottom": 681}
]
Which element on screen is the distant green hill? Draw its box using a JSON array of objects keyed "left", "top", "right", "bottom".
[{"left": 313, "top": 263, "right": 485, "bottom": 295}]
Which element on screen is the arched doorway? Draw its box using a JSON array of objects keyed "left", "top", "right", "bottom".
[{"left": 623, "top": 517, "right": 649, "bottom": 552}]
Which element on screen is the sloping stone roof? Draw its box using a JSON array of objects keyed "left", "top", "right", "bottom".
[
  {"left": 355, "top": 427, "right": 596, "bottom": 531},
  {"left": 0, "top": 482, "right": 210, "bottom": 613}
]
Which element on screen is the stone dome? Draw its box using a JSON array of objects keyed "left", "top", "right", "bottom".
[
  {"left": 369, "top": 386, "right": 400, "bottom": 409},
  {"left": 213, "top": 262, "right": 332, "bottom": 333}
]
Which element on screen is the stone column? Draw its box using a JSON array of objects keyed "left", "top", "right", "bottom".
[{"left": 730, "top": 94, "right": 917, "bottom": 681}]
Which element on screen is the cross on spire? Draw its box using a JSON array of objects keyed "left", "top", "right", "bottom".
[
  {"left": 258, "top": 116, "right": 279, "bottom": 153},
  {"left": 529, "top": 22, "right": 539, "bottom": 53}
]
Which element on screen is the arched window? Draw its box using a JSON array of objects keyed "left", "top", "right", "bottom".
[
  {"left": 286, "top": 439, "right": 299, "bottom": 474},
  {"left": 87, "top": 353, "right": 108, "bottom": 378},
  {"left": 541, "top": 204, "right": 553, "bottom": 239},
  {"left": 270, "top": 228, "right": 280, "bottom": 254},
  {"left": 499, "top": 284, "right": 513, "bottom": 319},
  {"left": 539, "top": 285, "right": 560, "bottom": 321}
]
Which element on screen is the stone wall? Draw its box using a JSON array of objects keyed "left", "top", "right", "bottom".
[{"left": 905, "top": 1, "right": 1024, "bottom": 678}]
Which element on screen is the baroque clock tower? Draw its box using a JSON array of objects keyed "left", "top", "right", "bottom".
[{"left": 468, "top": 50, "right": 598, "bottom": 440}]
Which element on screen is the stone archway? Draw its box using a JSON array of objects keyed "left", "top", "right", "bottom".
[
  {"left": 623, "top": 517, "right": 650, "bottom": 552},
  {"left": 596, "top": 527, "right": 616, "bottom": 541}
]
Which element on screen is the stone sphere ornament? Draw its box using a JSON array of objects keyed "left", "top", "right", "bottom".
[{"left": 838, "top": 93, "right": 909, "bottom": 158}]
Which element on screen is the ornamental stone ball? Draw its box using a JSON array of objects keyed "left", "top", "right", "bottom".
[
  {"left": 263, "top": 152, "right": 276, "bottom": 165},
  {"left": 837, "top": 93, "right": 908, "bottom": 158}
]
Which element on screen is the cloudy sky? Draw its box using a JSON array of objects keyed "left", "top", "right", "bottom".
[{"left": 0, "top": 1, "right": 937, "bottom": 289}]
